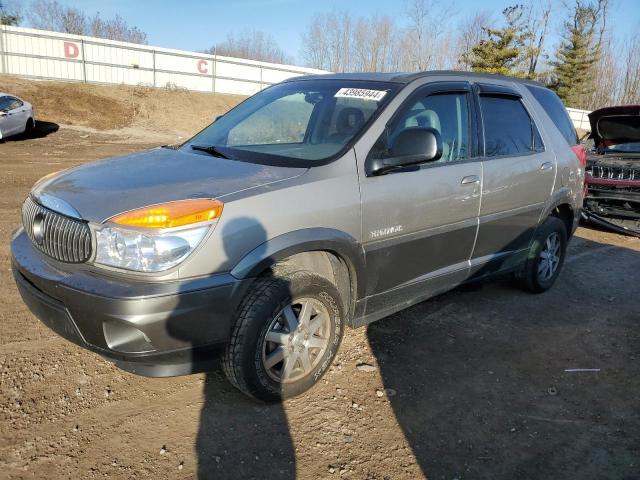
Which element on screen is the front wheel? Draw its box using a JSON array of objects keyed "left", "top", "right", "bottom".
[
  {"left": 517, "top": 216, "right": 568, "bottom": 293},
  {"left": 223, "top": 270, "right": 344, "bottom": 402}
]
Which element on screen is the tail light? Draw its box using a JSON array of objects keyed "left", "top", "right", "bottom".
[{"left": 571, "top": 144, "right": 587, "bottom": 168}]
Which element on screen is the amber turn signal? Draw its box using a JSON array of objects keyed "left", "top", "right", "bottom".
[{"left": 110, "top": 199, "right": 224, "bottom": 229}]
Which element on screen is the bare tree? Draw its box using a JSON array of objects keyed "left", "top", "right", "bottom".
[
  {"left": 351, "top": 15, "right": 397, "bottom": 72},
  {"left": 456, "top": 10, "right": 493, "bottom": 71},
  {"left": 300, "top": 13, "right": 330, "bottom": 70},
  {"left": 0, "top": 0, "right": 22, "bottom": 25},
  {"left": 28, "top": 0, "right": 86, "bottom": 34},
  {"left": 404, "top": 0, "right": 456, "bottom": 71},
  {"left": 588, "top": 36, "right": 618, "bottom": 108},
  {"left": 620, "top": 31, "right": 640, "bottom": 104},
  {"left": 89, "top": 13, "right": 147, "bottom": 44},
  {"left": 302, "top": 11, "right": 401, "bottom": 73},
  {"left": 27, "top": 1, "right": 148, "bottom": 44},
  {"left": 300, "top": 11, "right": 353, "bottom": 72},
  {"left": 521, "top": 1, "right": 552, "bottom": 77},
  {"left": 207, "top": 30, "right": 291, "bottom": 64}
]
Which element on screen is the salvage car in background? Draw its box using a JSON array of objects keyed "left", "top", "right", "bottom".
[
  {"left": 0, "top": 93, "right": 35, "bottom": 140},
  {"left": 583, "top": 105, "right": 640, "bottom": 237}
]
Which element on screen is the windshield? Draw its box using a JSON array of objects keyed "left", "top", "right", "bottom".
[{"left": 185, "top": 79, "right": 399, "bottom": 165}]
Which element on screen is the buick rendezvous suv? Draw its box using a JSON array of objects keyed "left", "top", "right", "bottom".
[{"left": 11, "top": 72, "right": 584, "bottom": 401}]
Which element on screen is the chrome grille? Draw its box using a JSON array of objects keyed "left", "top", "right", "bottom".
[
  {"left": 22, "top": 196, "right": 92, "bottom": 263},
  {"left": 588, "top": 164, "right": 640, "bottom": 181}
]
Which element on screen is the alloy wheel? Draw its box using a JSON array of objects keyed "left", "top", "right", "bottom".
[
  {"left": 261, "top": 297, "right": 331, "bottom": 384},
  {"left": 538, "top": 232, "right": 561, "bottom": 281}
]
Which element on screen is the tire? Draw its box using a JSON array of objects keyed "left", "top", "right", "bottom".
[
  {"left": 223, "top": 269, "right": 344, "bottom": 402},
  {"left": 518, "top": 216, "right": 568, "bottom": 293},
  {"left": 25, "top": 118, "right": 34, "bottom": 136}
]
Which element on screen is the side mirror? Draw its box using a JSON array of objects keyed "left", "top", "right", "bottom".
[
  {"left": 213, "top": 114, "right": 223, "bottom": 122},
  {"left": 369, "top": 127, "right": 442, "bottom": 176}
]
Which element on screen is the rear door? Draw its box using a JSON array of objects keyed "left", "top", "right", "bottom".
[
  {"left": 358, "top": 81, "right": 482, "bottom": 314},
  {"left": 471, "top": 83, "right": 556, "bottom": 274}
]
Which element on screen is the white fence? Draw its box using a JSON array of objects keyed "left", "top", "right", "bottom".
[
  {"left": 0, "top": 25, "right": 594, "bottom": 129},
  {"left": 0, "top": 25, "right": 327, "bottom": 96},
  {"left": 566, "top": 107, "right": 591, "bottom": 131}
]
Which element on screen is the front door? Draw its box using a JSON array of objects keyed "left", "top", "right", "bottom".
[
  {"left": 3, "top": 97, "right": 25, "bottom": 136},
  {"left": 357, "top": 82, "right": 482, "bottom": 318}
]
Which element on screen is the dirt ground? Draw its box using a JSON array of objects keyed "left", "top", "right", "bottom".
[{"left": 1, "top": 79, "right": 639, "bottom": 480}]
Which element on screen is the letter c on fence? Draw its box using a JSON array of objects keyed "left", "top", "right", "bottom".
[
  {"left": 64, "top": 42, "right": 80, "bottom": 59},
  {"left": 197, "top": 59, "right": 208, "bottom": 74}
]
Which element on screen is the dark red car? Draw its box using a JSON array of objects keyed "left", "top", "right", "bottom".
[{"left": 583, "top": 105, "right": 640, "bottom": 237}]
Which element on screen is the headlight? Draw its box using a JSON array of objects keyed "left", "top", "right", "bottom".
[
  {"left": 94, "top": 199, "right": 223, "bottom": 273},
  {"left": 95, "top": 224, "right": 209, "bottom": 272}
]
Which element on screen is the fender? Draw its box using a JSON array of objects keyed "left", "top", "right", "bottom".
[
  {"left": 539, "top": 187, "right": 577, "bottom": 222},
  {"left": 230, "top": 228, "right": 367, "bottom": 299}
]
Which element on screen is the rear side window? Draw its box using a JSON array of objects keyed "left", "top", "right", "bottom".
[
  {"left": 525, "top": 85, "right": 578, "bottom": 145},
  {"left": 480, "top": 96, "right": 544, "bottom": 157}
]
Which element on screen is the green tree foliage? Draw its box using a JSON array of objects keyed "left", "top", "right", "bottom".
[
  {"left": 464, "top": 6, "right": 528, "bottom": 77},
  {"left": 551, "top": 1, "right": 606, "bottom": 108}
]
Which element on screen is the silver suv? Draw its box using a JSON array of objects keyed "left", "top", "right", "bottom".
[{"left": 11, "top": 72, "right": 584, "bottom": 401}]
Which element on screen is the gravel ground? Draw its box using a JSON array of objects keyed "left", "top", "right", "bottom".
[{"left": 1, "top": 124, "right": 639, "bottom": 480}]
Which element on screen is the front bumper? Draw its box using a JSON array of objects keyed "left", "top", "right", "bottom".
[
  {"left": 11, "top": 229, "right": 253, "bottom": 376},
  {"left": 583, "top": 176, "right": 640, "bottom": 237}
]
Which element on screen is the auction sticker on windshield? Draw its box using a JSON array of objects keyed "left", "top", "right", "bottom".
[{"left": 334, "top": 88, "right": 387, "bottom": 101}]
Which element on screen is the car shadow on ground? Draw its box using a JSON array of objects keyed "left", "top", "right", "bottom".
[
  {"left": 367, "top": 236, "right": 640, "bottom": 480},
  {"left": 169, "top": 230, "right": 639, "bottom": 479},
  {"left": 0, "top": 120, "right": 59, "bottom": 142},
  {"left": 166, "top": 217, "right": 297, "bottom": 479},
  {"left": 194, "top": 368, "right": 296, "bottom": 478}
]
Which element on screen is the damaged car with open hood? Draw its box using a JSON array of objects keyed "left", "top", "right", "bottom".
[{"left": 583, "top": 105, "right": 640, "bottom": 236}]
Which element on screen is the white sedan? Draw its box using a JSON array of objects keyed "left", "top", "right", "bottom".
[{"left": 0, "top": 93, "right": 35, "bottom": 140}]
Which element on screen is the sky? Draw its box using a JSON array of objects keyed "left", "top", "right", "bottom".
[{"left": 18, "top": 0, "right": 640, "bottom": 65}]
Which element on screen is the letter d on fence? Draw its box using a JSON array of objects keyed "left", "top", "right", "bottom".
[{"left": 64, "top": 41, "right": 79, "bottom": 58}]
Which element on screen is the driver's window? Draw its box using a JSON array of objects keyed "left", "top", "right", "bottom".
[
  {"left": 0, "top": 96, "right": 12, "bottom": 111},
  {"left": 10, "top": 99, "right": 23, "bottom": 110},
  {"left": 227, "top": 92, "right": 314, "bottom": 146},
  {"left": 389, "top": 92, "right": 470, "bottom": 162}
]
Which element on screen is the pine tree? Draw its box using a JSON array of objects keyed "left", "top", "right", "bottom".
[
  {"left": 464, "top": 6, "right": 528, "bottom": 77},
  {"left": 551, "top": 2, "right": 605, "bottom": 108}
]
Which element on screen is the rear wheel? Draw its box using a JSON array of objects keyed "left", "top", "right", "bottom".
[
  {"left": 518, "top": 216, "right": 567, "bottom": 293},
  {"left": 223, "top": 269, "right": 344, "bottom": 402},
  {"left": 25, "top": 118, "right": 34, "bottom": 136}
]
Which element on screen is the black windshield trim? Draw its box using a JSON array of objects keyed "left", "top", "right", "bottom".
[{"left": 182, "top": 79, "right": 402, "bottom": 168}]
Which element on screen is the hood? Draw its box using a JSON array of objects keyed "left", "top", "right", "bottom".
[
  {"left": 588, "top": 105, "right": 640, "bottom": 146},
  {"left": 33, "top": 147, "right": 307, "bottom": 222}
]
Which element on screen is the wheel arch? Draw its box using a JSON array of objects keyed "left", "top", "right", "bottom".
[
  {"left": 230, "top": 228, "right": 365, "bottom": 322},
  {"left": 539, "top": 189, "right": 577, "bottom": 238}
]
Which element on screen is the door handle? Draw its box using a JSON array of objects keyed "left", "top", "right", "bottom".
[
  {"left": 461, "top": 175, "right": 480, "bottom": 185},
  {"left": 540, "top": 162, "right": 553, "bottom": 172}
]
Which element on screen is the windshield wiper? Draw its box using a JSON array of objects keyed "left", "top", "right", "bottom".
[{"left": 191, "top": 144, "right": 231, "bottom": 159}]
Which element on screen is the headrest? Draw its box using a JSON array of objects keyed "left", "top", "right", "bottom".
[{"left": 336, "top": 107, "right": 365, "bottom": 135}]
